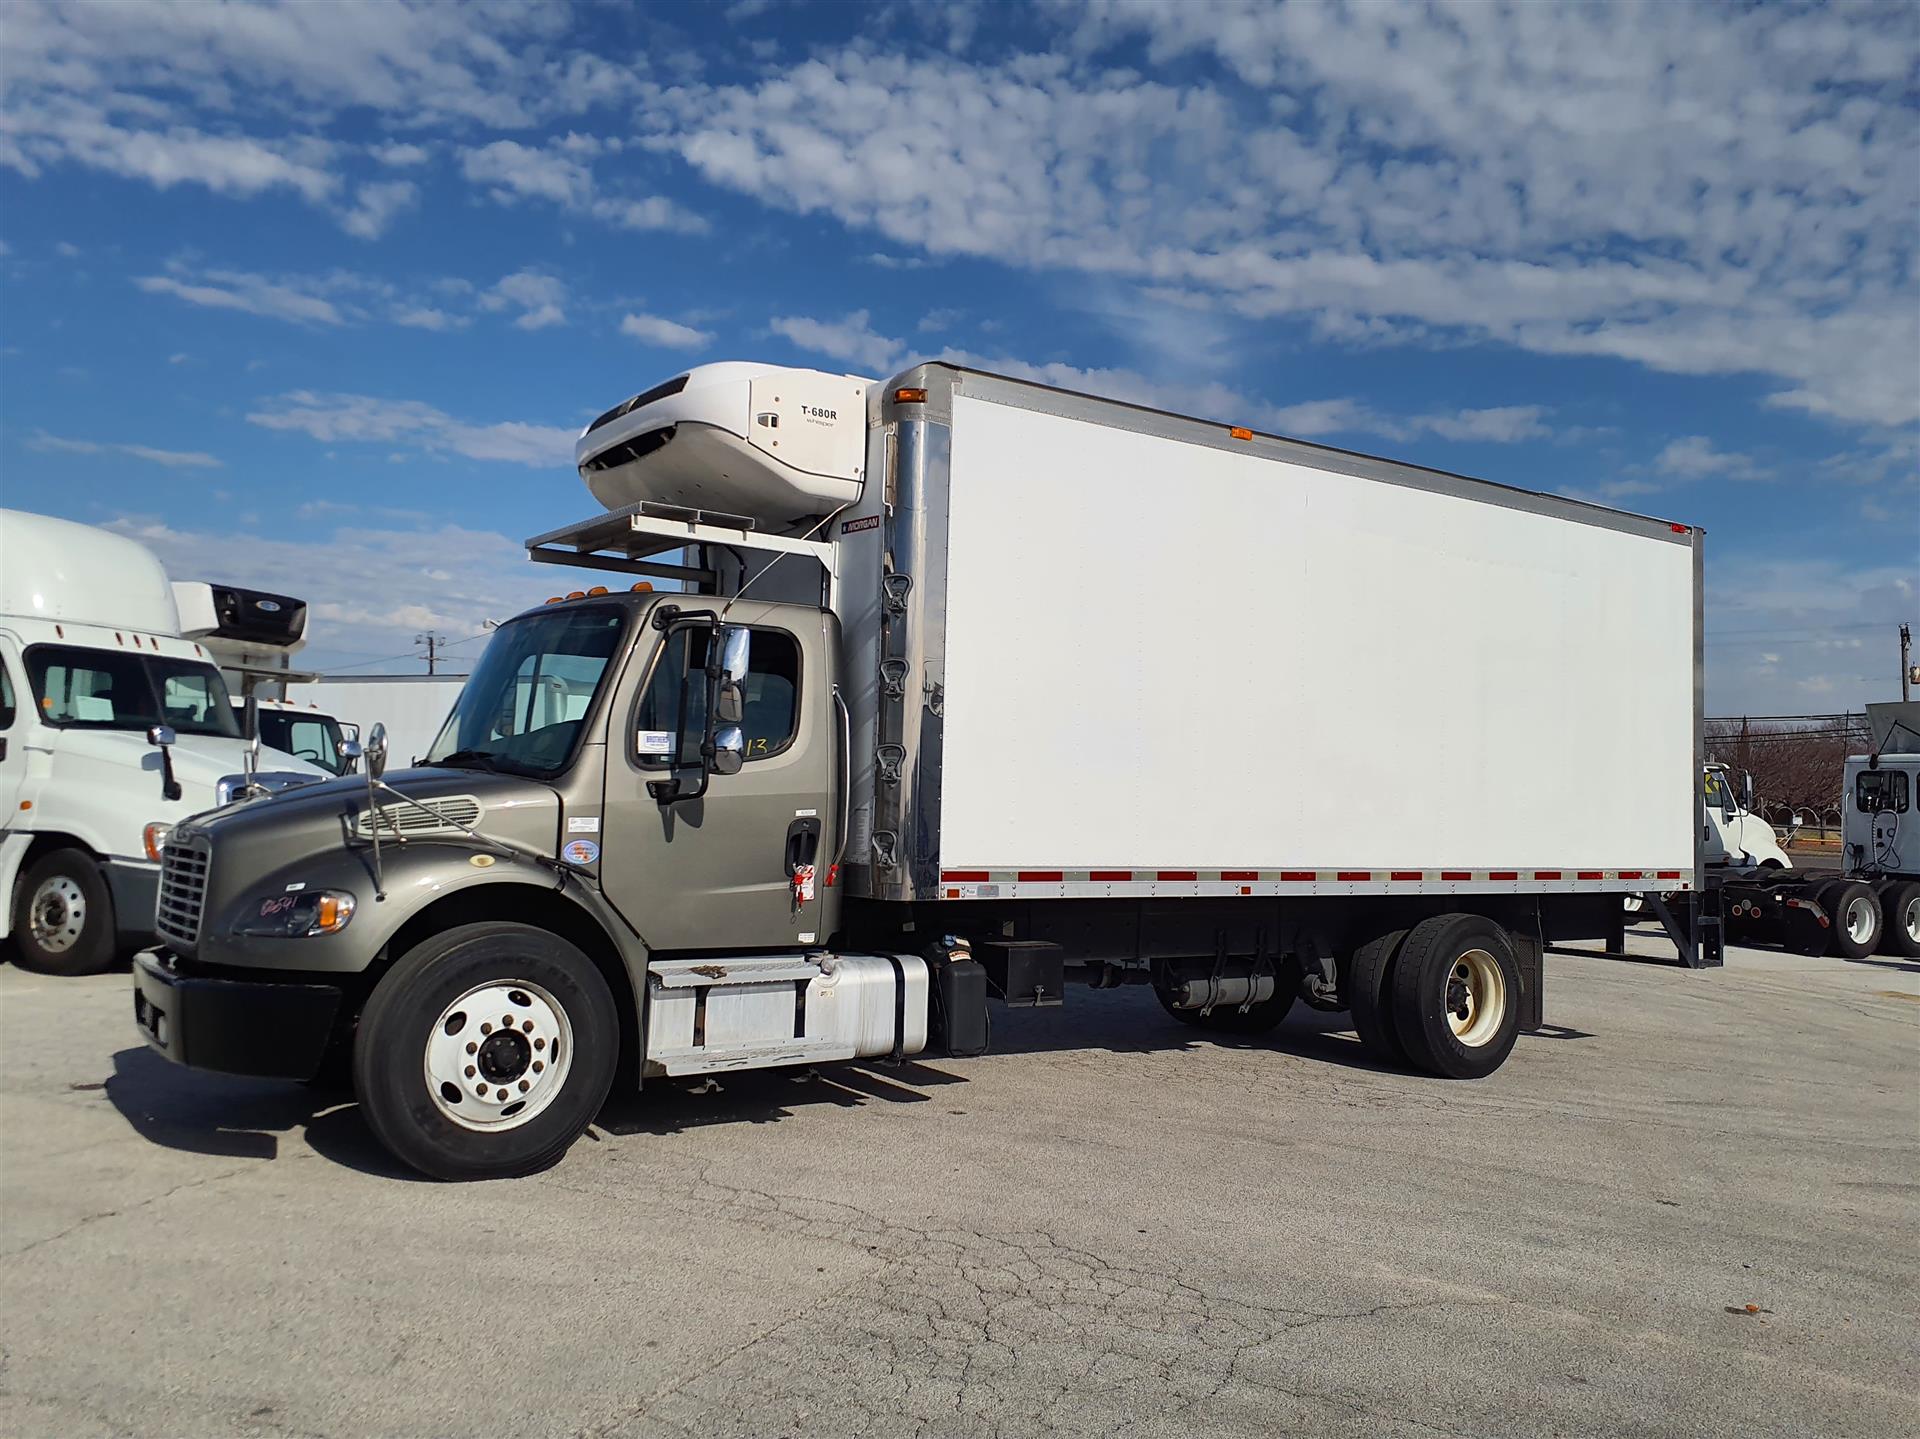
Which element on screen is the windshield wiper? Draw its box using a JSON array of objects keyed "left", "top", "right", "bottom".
[{"left": 429, "top": 749, "right": 502, "bottom": 771}]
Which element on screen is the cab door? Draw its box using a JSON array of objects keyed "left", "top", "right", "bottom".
[{"left": 598, "top": 601, "right": 840, "bottom": 952}]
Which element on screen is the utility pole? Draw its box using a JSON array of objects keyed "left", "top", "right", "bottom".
[
  {"left": 1902, "top": 622, "right": 1912, "bottom": 702},
  {"left": 415, "top": 632, "right": 445, "bottom": 676}
]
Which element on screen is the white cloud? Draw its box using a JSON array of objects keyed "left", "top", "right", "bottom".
[
  {"left": 460, "top": 138, "right": 704, "bottom": 233},
  {"left": 340, "top": 179, "right": 417, "bottom": 240},
  {"left": 392, "top": 305, "right": 468, "bottom": 332},
  {"left": 135, "top": 270, "right": 344, "bottom": 326},
  {"left": 247, "top": 391, "right": 575, "bottom": 467},
  {"left": 641, "top": 7, "right": 1918, "bottom": 428},
  {"left": 1654, "top": 436, "right": 1769, "bottom": 482},
  {"left": 768, "top": 311, "right": 905, "bottom": 374},
  {"left": 26, "top": 429, "right": 222, "bottom": 469},
  {"left": 479, "top": 269, "right": 567, "bottom": 330},
  {"left": 54, "top": 240, "right": 80, "bottom": 258},
  {"left": 371, "top": 141, "right": 430, "bottom": 167},
  {"left": 1705, "top": 556, "right": 1919, "bottom": 712},
  {"left": 1262, "top": 398, "right": 1551, "bottom": 445},
  {"left": 620, "top": 312, "right": 715, "bottom": 350}
]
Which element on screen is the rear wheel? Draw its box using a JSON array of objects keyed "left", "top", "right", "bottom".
[
  {"left": 1345, "top": 929, "right": 1409, "bottom": 1064},
  {"left": 1873, "top": 880, "right": 1919, "bottom": 959},
  {"left": 1821, "top": 880, "right": 1882, "bottom": 961},
  {"left": 11, "top": 848, "right": 117, "bottom": 976},
  {"left": 354, "top": 922, "right": 618, "bottom": 1181},
  {"left": 1390, "top": 914, "right": 1521, "bottom": 1079}
]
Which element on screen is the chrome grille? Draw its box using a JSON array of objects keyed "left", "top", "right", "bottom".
[
  {"left": 353, "top": 795, "right": 482, "bottom": 839},
  {"left": 155, "top": 832, "right": 211, "bottom": 950}
]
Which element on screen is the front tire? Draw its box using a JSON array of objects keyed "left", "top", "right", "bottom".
[
  {"left": 353, "top": 922, "right": 618, "bottom": 1181},
  {"left": 1390, "top": 914, "right": 1521, "bottom": 1079},
  {"left": 11, "top": 848, "right": 117, "bottom": 976}
]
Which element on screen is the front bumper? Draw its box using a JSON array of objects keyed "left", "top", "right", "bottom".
[{"left": 133, "top": 949, "right": 342, "bottom": 1081}]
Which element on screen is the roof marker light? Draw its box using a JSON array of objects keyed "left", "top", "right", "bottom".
[
  {"left": 1229, "top": 427, "right": 1254, "bottom": 441},
  {"left": 545, "top": 596, "right": 562, "bottom": 604},
  {"left": 565, "top": 590, "right": 585, "bottom": 601},
  {"left": 630, "top": 582, "right": 653, "bottom": 592},
  {"left": 587, "top": 585, "right": 609, "bottom": 596},
  {"left": 894, "top": 387, "right": 928, "bottom": 404}
]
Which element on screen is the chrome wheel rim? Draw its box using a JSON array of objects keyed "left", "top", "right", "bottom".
[
  {"left": 29, "top": 875, "right": 86, "bottom": 954},
  {"left": 1904, "top": 896, "right": 1919, "bottom": 946},
  {"left": 424, "top": 980, "right": 573, "bottom": 1132},
  {"left": 1844, "top": 896, "right": 1875, "bottom": 946},
  {"left": 1445, "top": 949, "right": 1506, "bottom": 1048}
]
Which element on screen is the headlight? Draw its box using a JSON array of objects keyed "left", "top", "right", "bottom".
[
  {"left": 237, "top": 890, "right": 357, "bottom": 938},
  {"left": 143, "top": 823, "right": 172, "bottom": 862}
]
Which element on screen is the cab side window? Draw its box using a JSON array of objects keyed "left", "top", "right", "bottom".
[
  {"left": 634, "top": 626, "right": 800, "bottom": 766},
  {"left": 0, "top": 659, "right": 15, "bottom": 729},
  {"left": 1857, "top": 770, "right": 1910, "bottom": 814}
]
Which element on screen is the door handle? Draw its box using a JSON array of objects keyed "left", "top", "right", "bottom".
[{"left": 784, "top": 817, "right": 822, "bottom": 875}]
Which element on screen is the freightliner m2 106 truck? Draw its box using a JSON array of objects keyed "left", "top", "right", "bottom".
[{"left": 133, "top": 364, "right": 1708, "bottom": 1180}]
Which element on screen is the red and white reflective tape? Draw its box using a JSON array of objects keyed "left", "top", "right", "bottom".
[{"left": 935, "top": 868, "right": 1691, "bottom": 900}]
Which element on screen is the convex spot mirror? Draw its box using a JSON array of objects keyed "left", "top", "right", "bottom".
[
  {"left": 711, "top": 724, "right": 745, "bottom": 776},
  {"left": 364, "top": 722, "right": 389, "bottom": 781},
  {"left": 339, "top": 738, "right": 364, "bottom": 775}
]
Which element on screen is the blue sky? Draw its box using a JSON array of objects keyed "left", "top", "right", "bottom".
[{"left": 1, "top": 0, "right": 1914, "bottom": 711}]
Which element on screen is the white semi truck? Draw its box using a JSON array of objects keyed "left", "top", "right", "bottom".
[
  {"left": 0, "top": 511, "right": 328, "bottom": 974},
  {"left": 1716, "top": 702, "right": 1920, "bottom": 959},
  {"left": 133, "top": 362, "right": 1710, "bottom": 1180},
  {"left": 283, "top": 674, "right": 468, "bottom": 772}
]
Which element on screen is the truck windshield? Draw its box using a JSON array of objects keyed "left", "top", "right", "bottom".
[
  {"left": 424, "top": 605, "right": 627, "bottom": 777},
  {"left": 25, "top": 645, "right": 241, "bottom": 737},
  {"left": 256, "top": 709, "right": 347, "bottom": 774}
]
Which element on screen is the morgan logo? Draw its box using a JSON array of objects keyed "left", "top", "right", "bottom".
[
  {"left": 841, "top": 515, "right": 881, "bottom": 535},
  {"left": 256, "top": 600, "right": 282, "bottom": 612}
]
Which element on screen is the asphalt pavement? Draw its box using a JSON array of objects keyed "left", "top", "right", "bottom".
[{"left": 2, "top": 932, "right": 1915, "bottom": 1438}]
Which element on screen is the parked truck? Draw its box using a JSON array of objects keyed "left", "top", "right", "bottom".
[
  {"left": 283, "top": 674, "right": 468, "bottom": 771},
  {"left": 1714, "top": 702, "right": 1920, "bottom": 959},
  {"left": 132, "top": 362, "right": 1709, "bottom": 1180},
  {"left": 0, "top": 511, "right": 328, "bottom": 974},
  {"left": 174, "top": 580, "right": 355, "bottom": 776}
]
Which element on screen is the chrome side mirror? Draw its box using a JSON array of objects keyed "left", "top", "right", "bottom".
[
  {"left": 720, "top": 625, "right": 751, "bottom": 684},
  {"left": 340, "top": 738, "right": 363, "bottom": 775},
  {"left": 364, "top": 722, "right": 389, "bottom": 782},
  {"left": 147, "top": 725, "right": 181, "bottom": 802}
]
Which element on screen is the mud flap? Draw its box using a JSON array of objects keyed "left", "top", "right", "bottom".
[{"left": 1512, "top": 929, "right": 1545, "bottom": 1032}]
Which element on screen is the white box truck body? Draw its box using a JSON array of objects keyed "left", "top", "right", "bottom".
[{"left": 833, "top": 370, "right": 1699, "bottom": 903}]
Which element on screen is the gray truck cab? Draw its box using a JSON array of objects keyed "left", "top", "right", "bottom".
[{"left": 134, "top": 586, "right": 858, "bottom": 1180}]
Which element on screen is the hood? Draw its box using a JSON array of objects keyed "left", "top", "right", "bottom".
[
  {"left": 39, "top": 728, "right": 326, "bottom": 823},
  {"left": 189, "top": 765, "right": 561, "bottom": 857}
]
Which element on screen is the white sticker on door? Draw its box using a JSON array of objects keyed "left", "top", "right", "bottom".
[
  {"left": 567, "top": 816, "right": 600, "bottom": 834},
  {"left": 636, "top": 731, "right": 674, "bottom": 755}
]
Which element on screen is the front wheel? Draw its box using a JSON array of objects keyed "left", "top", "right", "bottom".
[
  {"left": 353, "top": 922, "right": 619, "bottom": 1181},
  {"left": 11, "top": 848, "right": 117, "bottom": 976},
  {"left": 1390, "top": 914, "right": 1521, "bottom": 1079}
]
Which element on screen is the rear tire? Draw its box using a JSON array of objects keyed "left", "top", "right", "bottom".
[
  {"left": 11, "top": 848, "right": 117, "bottom": 976},
  {"left": 1390, "top": 914, "right": 1521, "bottom": 1079},
  {"left": 1345, "top": 929, "right": 1409, "bottom": 1064},
  {"left": 1873, "top": 880, "right": 1919, "bottom": 958},
  {"left": 1821, "top": 880, "right": 1882, "bottom": 961},
  {"left": 354, "top": 922, "right": 618, "bottom": 1181}
]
